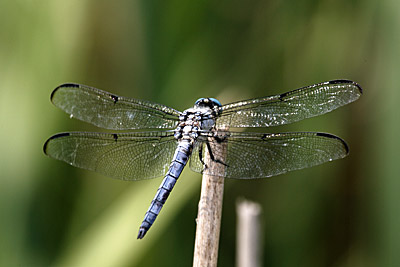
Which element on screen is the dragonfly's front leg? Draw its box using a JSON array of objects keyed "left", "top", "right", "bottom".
[{"left": 198, "top": 140, "right": 228, "bottom": 173}]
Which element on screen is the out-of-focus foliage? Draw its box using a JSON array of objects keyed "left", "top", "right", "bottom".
[{"left": 0, "top": 0, "right": 397, "bottom": 266}]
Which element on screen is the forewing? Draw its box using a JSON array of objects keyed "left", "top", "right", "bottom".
[
  {"left": 51, "top": 83, "right": 180, "bottom": 130},
  {"left": 190, "top": 132, "right": 348, "bottom": 178},
  {"left": 44, "top": 131, "right": 177, "bottom": 180},
  {"left": 217, "top": 80, "right": 362, "bottom": 128}
]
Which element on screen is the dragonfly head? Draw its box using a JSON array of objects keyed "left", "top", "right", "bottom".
[{"left": 195, "top": 98, "right": 222, "bottom": 109}]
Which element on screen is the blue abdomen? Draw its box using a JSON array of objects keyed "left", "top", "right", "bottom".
[{"left": 137, "top": 141, "right": 192, "bottom": 239}]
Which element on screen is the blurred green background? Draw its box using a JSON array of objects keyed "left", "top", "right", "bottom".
[{"left": 0, "top": 0, "right": 397, "bottom": 266}]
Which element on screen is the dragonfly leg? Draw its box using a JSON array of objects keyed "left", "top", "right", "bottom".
[
  {"left": 198, "top": 144, "right": 208, "bottom": 170},
  {"left": 213, "top": 134, "right": 226, "bottom": 143},
  {"left": 206, "top": 141, "right": 228, "bottom": 167}
]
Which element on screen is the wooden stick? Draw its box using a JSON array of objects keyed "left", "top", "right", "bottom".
[
  {"left": 193, "top": 128, "right": 228, "bottom": 267},
  {"left": 236, "top": 199, "right": 262, "bottom": 267}
]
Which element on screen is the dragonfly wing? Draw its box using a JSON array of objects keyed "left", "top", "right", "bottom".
[
  {"left": 51, "top": 83, "right": 180, "bottom": 130},
  {"left": 216, "top": 80, "right": 362, "bottom": 128},
  {"left": 44, "top": 131, "right": 177, "bottom": 180},
  {"left": 190, "top": 131, "right": 348, "bottom": 179}
]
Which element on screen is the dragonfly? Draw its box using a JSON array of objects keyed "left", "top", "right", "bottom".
[{"left": 43, "top": 79, "right": 362, "bottom": 239}]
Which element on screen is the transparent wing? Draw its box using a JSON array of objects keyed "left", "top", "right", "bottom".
[
  {"left": 44, "top": 131, "right": 177, "bottom": 180},
  {"left": 50, "top": 83, "right": 181, "bottom": 130},
  {"left": 216, "top": 80, "right": 362, "bottom": 128},
  {"left": 190, "top": 131, "right": 348, "bottom": 179}
]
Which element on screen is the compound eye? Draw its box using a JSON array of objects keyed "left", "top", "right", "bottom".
[
  {"left": 195, "top": 98, "right": 205, "bottom": 105},
  {"left": 209, "top": 98, "right": 222, "bottom": 107}
]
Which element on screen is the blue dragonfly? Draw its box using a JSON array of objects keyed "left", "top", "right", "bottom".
[{"left": 43, "top": 80, "right": 362, "bottom": 239}]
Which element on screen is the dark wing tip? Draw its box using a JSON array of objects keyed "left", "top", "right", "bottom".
[
  {"left": 43, "top": 132, "right": 70, "bottom": 155},
  {"left": 328, "top": 79, "right": 363, "bottom": 95},
  {"left": 316, "top": 132, "right": 349, "bottom": 154},
  {"left": 137, "top": 227, "right": 147, "bottom": 239},
  {"left": 50, "top": 83, "right": 80, "bottom": 102}
]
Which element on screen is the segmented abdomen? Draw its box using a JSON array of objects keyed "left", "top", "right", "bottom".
[{"left": 137, "top": 140, "right": 193, "bottom": 239}]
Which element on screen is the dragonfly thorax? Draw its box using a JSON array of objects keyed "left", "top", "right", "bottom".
[{"left": 174, "top": 99, "right": 221, "bottom": 141}]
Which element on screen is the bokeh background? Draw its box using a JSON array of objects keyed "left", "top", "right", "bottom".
[{"left": 0, "top": 0, "right": 398, "bottom": 266}]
